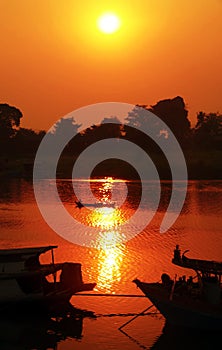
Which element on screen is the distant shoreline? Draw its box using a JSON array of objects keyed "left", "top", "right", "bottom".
[{"left": 1, "top": 147, "right": 221, "bottom": 181}]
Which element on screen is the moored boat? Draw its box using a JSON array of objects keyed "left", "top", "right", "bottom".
[
  {"left": 133, "top": 246, "right": 222, "bottom": 330},
  {"left": 0, "top": 245, "right": 96, "bottom": 310}
]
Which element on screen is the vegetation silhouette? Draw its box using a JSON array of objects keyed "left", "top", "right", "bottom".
[
  {"left": 194, "top": 111, "right": 222, "bottom": 150},
  {"left": 0, "top": 98, "right": 221, "bottom": 179},
  {"left": 0, "top": 103, "right": 22, "bottom": 140}
]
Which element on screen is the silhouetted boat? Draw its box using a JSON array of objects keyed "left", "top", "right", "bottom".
[
  {"left": 0, "top": 246, "right": 96, "bottom": 310},
  {"left": 75, "top": 200, "right": 115, "bottom": 209},
  {"left": 133, "top": 246, "right": 222, "bottom": 330}
]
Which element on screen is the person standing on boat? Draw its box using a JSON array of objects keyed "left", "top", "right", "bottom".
[{"left": 174, "top": 245, "right": 181, "bottom": 261}]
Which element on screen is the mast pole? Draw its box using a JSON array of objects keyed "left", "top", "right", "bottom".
[{"left": 51, "top": 248, "right": 56, "bottom": 285}]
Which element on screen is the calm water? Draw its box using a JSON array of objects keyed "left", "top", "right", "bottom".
[{"left": 0, "top": 179, "right": 222, "bottom": 349}]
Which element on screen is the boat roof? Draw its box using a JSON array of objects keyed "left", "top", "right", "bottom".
[
  {"left": 0, "top": 262, "right": 65, "bottom": 279},
  {"left": 0, "top": 246, "right": 57, "bottom": 262},
  {"left": 172, "top": 250, "right": 222, "bottom": 275}
]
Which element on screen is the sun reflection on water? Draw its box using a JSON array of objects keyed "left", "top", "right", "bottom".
[
  {"left": 90, "top": 207, "right": 124, "bottom": 230},
  {"left": 91, "top": 178, "right": 126, "bottom": 292},
  {"left": 92, "top": 206, "right": 126, "bottom": 291},
  {"left": 95, "top": 176, "right": 115, "bottom": 205},
  {"left": 95, "top": 242, "right": 125, "bottom": 292},
  {"left": 87, "top": 177, "right": 127, "bottom": 233}
]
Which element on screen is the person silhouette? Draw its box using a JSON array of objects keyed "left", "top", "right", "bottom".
[{"left": 174, "top": 245, "right": 181, "bottom": 261}]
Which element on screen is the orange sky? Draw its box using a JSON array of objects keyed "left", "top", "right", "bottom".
[{"left": 0, "top": 0, "right": 222, "bottom": 130}]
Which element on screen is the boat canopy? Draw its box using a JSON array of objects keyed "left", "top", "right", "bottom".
[
  {"left": 172, "top": 247, "right": 222, "bottom": 275},
  {"left": 0, "top": 246, "right": 57, "bottom": 263}
]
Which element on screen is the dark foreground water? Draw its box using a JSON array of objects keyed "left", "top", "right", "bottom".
[{"left": 0, "top": 179, "right": 222, "bottom": 349}]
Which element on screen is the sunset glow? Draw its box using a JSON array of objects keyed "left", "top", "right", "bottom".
[
  {"left": 1, "top": 1, "right": 222, "bottom": 130},
  {"left": 1, "top": 0, "right": 222, "bottom": 346},
  {"left": 97, "top": 13, "right": 121, "bottom": 34}
]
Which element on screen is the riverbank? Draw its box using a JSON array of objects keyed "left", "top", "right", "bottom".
[{"left": 1, "top": 149, "right": 221, "bottom": 180}]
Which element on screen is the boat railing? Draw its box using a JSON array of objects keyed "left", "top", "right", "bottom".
[
  {"left": 169, "top": 273, "right": 203, "bottom": 300},
  {"left": 172, "top": 246, "right": 222, "bottom": 276}
]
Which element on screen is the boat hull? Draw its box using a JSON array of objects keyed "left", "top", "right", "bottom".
[
  {"left": 134, "top": 280, "right": 222, "bottom": 330},
  {"left": 151, "top": 297, "right": 222, "bottom": 330},
  {"left": 0, "top": 281, "right": 96, "bottom": 312},
  {"left": 0, "top": 246, "right": 96, "bottom": 312},
  {"left": 0, "top": 290, "right": 72, "bottom": 313}
]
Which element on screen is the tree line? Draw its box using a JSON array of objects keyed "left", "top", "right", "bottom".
[{"left": 0, "top": 97, "right": 221, "bottom": 179}]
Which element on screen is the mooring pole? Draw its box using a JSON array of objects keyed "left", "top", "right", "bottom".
[{"left": 118, "top": 304, "right": 154, "bottom": 330}]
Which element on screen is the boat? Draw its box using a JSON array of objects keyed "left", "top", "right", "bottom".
[
  {"left": 75, "top": 200, "right": 115, "bottom": 209},
  {"left": 133, "top": 245, "right": 222, "bottom": 330},
  {"left": 0, "top": 245, "right": 96, "bottom": 310}
]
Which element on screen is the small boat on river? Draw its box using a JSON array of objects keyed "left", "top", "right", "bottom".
[
  {"left": 75, "top": 200, "right": 115, "bottom": 209},
  {"left": 133, "top": 246, "right": 222, "bottom": 330},
  {"left": 0, "top": 245, "right": 96, "bottom": 310}
]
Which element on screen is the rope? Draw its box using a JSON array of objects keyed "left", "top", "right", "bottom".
[
  {"left": 75, "top": 293, "right": 146, "bottom": 297},
  {"left": 96, "top": 311, "right": 159, "bottom": 318},
  {"left": 118, "top": 304, "right": 155, "bottom": 330}
]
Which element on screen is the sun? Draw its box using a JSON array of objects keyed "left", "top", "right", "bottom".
[{"left": 97, "top": 13, "right": 121, "bottom": 34}]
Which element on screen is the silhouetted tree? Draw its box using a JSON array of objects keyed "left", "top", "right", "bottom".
[
  {"left": 125, "top": 97, "right": 191, "bottom": 148},
  {"left": 53, "top": 117, "right": 81, "bottom": 138},
  {"left": 194, "top": 111, "right": 222, "bottom": 149},
  {"left": 124, "top": 105, "right": 157, "bottom": 153},
  {"left": 149, "top": 96, "right": 191, "bottom": 146},
  {"left": 49, "top": 117, "right": 82, "bottom": 154},
  {"left": 14, "top": 128, "right": 46, "bottom": 155},
  {"left": 101, "top": 116, "right": 124, "bottom": 138},
  {"left": 79, "top": 117, "right": 124, "bottom": 150},
  {"left": 0, "top": 103, "right": 23, "bottom": 140}
]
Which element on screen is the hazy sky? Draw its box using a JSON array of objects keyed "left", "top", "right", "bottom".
[{"left": 1, "top": 0, "right": 222, "bottom": 130}]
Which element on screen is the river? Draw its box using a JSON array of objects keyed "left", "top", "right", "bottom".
[{"left": 0, "top": 178, "right": 221, "bottom": 349}]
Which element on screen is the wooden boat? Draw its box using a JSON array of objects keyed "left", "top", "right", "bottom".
[
  {"left": 133, "top": 246, "right": 222, "bottom": 330},
  {"left": 0, "top": 246, "right": 96, "bottom": 310}
]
